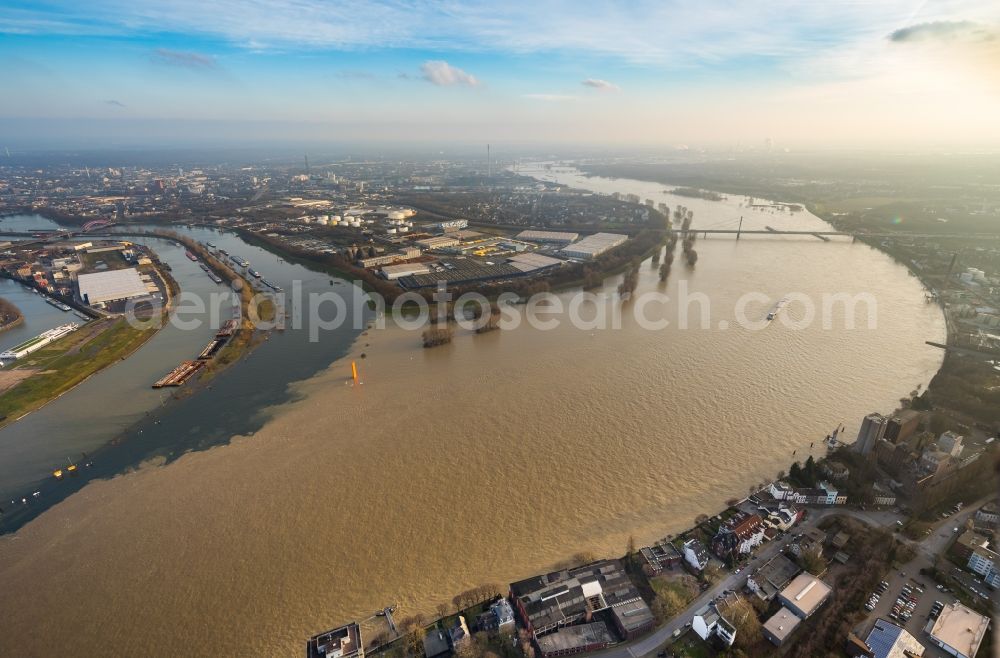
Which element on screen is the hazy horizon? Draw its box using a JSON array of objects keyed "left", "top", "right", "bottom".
[{"left": 2, "top": 1, "right": 1000, "bottom": 150}]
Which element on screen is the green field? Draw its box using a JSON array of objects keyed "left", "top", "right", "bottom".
[
  {"left": 0, "top": 319, "right": 156, "bottom": 425},
  {"left": 79, "top": 249, "right": 132, "bottom": 272}
]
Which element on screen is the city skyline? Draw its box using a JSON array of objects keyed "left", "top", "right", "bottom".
[{"left": 2, "top": 0, "right": 1000, "bottom": 148}]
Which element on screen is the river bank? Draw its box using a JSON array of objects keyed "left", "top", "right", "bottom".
[
  {"left": 0, "top": 296, "right": 24, "bottom": 332},
  {"left": 0, "top": 196, "right": 946, "bottom": 656},
  {"left": 0, "top": 219, "right": 367, "bottom": 532},
  {"left": 0, "top": 246, "right": 178, "bottom": 430}
]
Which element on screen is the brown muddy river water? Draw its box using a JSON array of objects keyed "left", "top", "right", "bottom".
[{"left": 0, "top": 168, "right": 945, "bottom": 656}]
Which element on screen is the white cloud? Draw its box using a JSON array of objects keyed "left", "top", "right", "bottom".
[
  {"left": 582, "top": 78, "right": 619, "bottom": 91},
  {"left": 5, "top": 0, "right": 997, "bottom": 70},
  {"left": 420, "top": 60, "right": 479, "bottom": 87}
]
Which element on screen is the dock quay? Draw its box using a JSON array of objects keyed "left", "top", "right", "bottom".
[{"left": 152, "top": 360, "right": 204, "bottom": 388}]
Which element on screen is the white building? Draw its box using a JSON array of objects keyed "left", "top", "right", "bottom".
[
  {"left": 683, "top": 539, "right": 710, "bottom": 572},
  {"left": 777, "top": 573, "right": 832, "bottom": 620},
  {"left": 692, "top": 603, "right": 736, "bottom": 647},
  {"left": 925, "top": 602, "right": 989, "bottom": 658},
  {"left": 489, "top": 598, "right": 515, "bottom": 630},
  {"left": 515, "top": 230, "right": 579, "bottom": 245},
  {"left": 559, "top": 233, "right": 627, "bottom": 259},
  {"left": 77, "top": 268, "right": 151, "bottom": 306},
  {"left": 975, "top": 502, "right": 999, "bottom": 527},
  {"left": 763, "top": 607, "right": 802, "bottom": 646},
  {"left": 380, "top": 263, "right": 432, "bottom": 280},
  {"left": 968, "top": 548, "right": 999, "bottom": 585},
  {"left": 764, "top": 507, "right": 800, "bottom": 532}
]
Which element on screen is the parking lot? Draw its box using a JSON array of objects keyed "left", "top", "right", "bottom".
[{"left": 856, "top": 567, "right": 962, "bottom": 657}]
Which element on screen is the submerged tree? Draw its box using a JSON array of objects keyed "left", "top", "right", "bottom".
[
  {"left": 618, "top": 265, "right": 640, "bottom": 298},
  {"left": 422, "top": 325, "right": 454, "bottom": 348}
]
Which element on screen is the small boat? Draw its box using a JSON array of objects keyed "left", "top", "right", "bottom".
[
  {"left": 248, "top": 268, "right": 262, "bottom": 279},
  {"left": 53, "top": 469, "right": 64, "bottom": 479},
  {"left": 207, "top": 242, "right": 217, "bottom": 248},
  {"left": 766, "top": 297, "right": 789, "bottom": 321}
]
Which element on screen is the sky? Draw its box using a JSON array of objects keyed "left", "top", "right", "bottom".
[{"left": 1, "top": 0, "right": 1000, "bottom": 149}]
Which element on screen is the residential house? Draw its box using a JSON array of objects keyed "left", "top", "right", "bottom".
[
  {"left": 870, "top": 482, "right": 897, "bottom": 507},
  {"left": 821, "top": 461, "right": 851, "bottom": 482},
  {"left": 449, "top": 616, "right": 471, "bottom": 650},
  {"left": 692, "top": 603, "right": 737, "bottom": 647},
  {"left": 306, "top": 622, "right": 364, "bottom": 658},
  {"left": 747, "top": 553, "right": 801, "bottom": 602},
  {"left": 788, "top": 527, "right": 826, "bottom": 558},
  {"left": 682, "top": 539, "right": 710, "bottom": 572},
  {"left": 711, "top": 512, "right": 766, "bottom": 561},
  {"left": 423, "top": 629, "right": 450, "bottom": 658},
  {"left": 478, "top": 598, "right": 516, "bottom": 633},
  {"left": 975, "top": 501, "right": 999, "bottom": 528},
  {"left": 938, "top": 431, "right": 964, "bottom": 458},
  {"left": 953, "top": 531, "right": 991, "bottom": 563},
  {"left": 762, "top": 506, "right": 802, "bottom": 532},
  {"left": 638, "top": 540, "right": 683, "bottom": 576},
  {"left": 968, "top": 548, "right": 999, "bottom": 588}
]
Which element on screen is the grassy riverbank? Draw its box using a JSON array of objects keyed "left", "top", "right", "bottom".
[{"left": 0, "top": 318, "right": 155, "bottom": 427}]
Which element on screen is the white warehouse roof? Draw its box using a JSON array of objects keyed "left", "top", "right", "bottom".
[
  {"left": 560, "top": 232, "right": 627, "bottom": 259},
  {"left": 78, "top": 268, "right": 151, "bottom": 304}
]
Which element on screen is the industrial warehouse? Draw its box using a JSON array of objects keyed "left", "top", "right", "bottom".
[
  {"left": 559, "top": 232, "right": 628, "bottom": 260},
  {"left": 510, "top": 558, "right": 655, "bottom": 657},
  {"left": 77, "top": 268, "right": 153, "bottom": 307}
]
